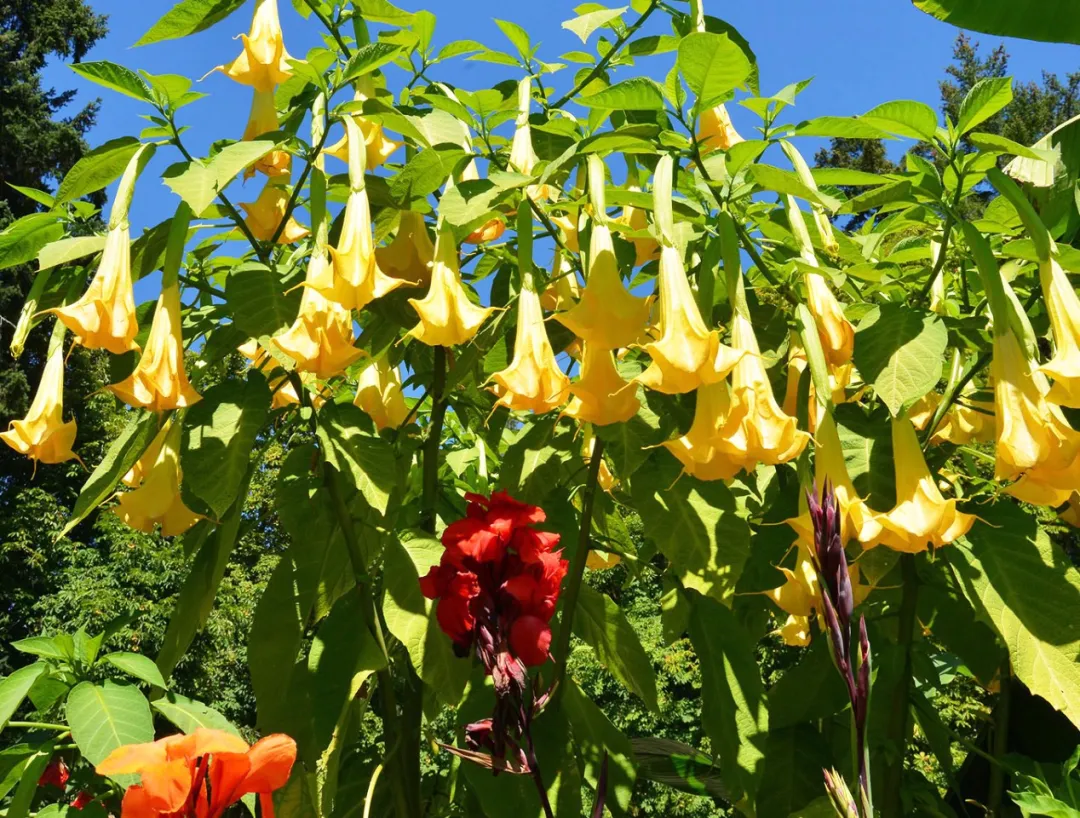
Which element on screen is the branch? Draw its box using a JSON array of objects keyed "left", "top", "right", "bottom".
[
  {"left": 303, "top": 0, "right": 352, "bottom": 57},
  {"left": 270, "top": 106, "right": 332, "bottom": 245}
]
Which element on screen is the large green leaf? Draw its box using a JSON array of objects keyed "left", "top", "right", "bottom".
[
  {"left": 630, "top": 737, "right": 728, "bottom": 801},
  {"left": 316, "top": 403, "right": 398, "bottom": 517},
  {"left": 342, "top": 43, "right": 406, "bottom": 81},
  {"left": 102, "top": 653, "right": 168, "bottom": 689},
  {"left": 0, "top": 214, "right": 64, "bottom": 272},
  {"left": 562, "top": 7, "right": 626, "bottom": 43},
  {"left": 957, "top": 77, "right": 1014, "bottom": 135},
  {"left": 913, "top": 0, "right": 1080, "bottom": 46},
  {"left": 56, "top": 137, "right": 142, "bottom": 205},
  {"left": 69, "top": 62, "right": 152, "bottom": 102},
  {"left": 630, "top": 450, "right": 751, "bottom": 604},
  {"left": 225, "top": 262, "right": 300, "bottom": 339},
  {"left": 249, "top": 557, "right": 305, "bottom": 735},
  {"left": 860, "top": 100, "right": 939, "bottom": 141},
  {"left": 755, "top": 725, "right": 833, "bottom": 818},
  {"left": 572, "top": 584, "right": 658, "bottom": 710},
  {"left": 834, "top": 403, "right": 896, "bottom": 509},
  {"left": 6, "top": 740, "right": 57, "bottom": 818},
  {"left": 67, "top": 681, "right": 154, "bottom": 768},
  {"left": 382, "top": 535, "right": 469, "bottom": 706},
  {"left": 181, "top": 372, "right": 270, "bottom": 519},
  {"left": 136, "top": 0, "right": 249, "bottom": 46},
  {"left": 949, "top": 503, "right": 1080, "bottom": 729},
  {"left": 767, "top": 640, "right": 848, "bottom": 729},
  {"left": 563, "top": 680, "right": 636, "bottom": 817},
  {"left": 747, "top": 165, "right": 842, "bottom": 211},
  {"left": 687, "top": 594, "right": 769, "bottom": 807},
  {"left": 0, "top": 664, "right": 47, "bottom": 732},
  {"left": 152, "top": 693, "right": 240, "bottom": 736},
  {"left": 677, "top": 31, "right": 753, "bottom": 109},
  {"left": 37, "top": 235, "right": 107, "bottom": 271},
  {"left": 852, "top": 303, "right": 947, "bottom": 417},
  {"left": 163, "top": 140, "right": 282, "bottom": 216},
  {"left": 578, "top": 78, "right": 668, "bottom": 111}
]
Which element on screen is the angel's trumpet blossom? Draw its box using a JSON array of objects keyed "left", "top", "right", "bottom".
[
  {"left": 1, "top": 339, "right": 78, "bottom": 465},
  {"left": 210, "top": 0, "right": 294, "bottom": 92},
  {"left": 490, "top": 282, "right": 569, "bottom": 414},
  {"left": 408, "top": 226, "right": 493, "bottom": 346},
  {"left": 663, "top": 382, "right": 753, "bottom": 482},
  {"left": 539, "top": 253, "right": 581, "bottom": 313},
  {"left": 238, "top": 341, "right": 304, "bottom": 410},
  {"left": 1039, "top": 255, "right": 1080, "bottom": 407},
  {"left": 324, "top": 81, "right": 401, "bottom": 171},
  {"left": 240, "top": 181, "right": 309, "bottom": 244},
  {"left": 458, "top": 160, "right": 507, "bottom": 245},
  {"left": 563, "top": 341, "right": 639, "bottom": 426},
  {"left": 697, "top": 103, "right": 744, "bottom": 153},
  {"left": 375, "top": 210, "right": 435, "bottom": 287},
  {"left": 909, "top": 389, "right": 995, "bottom": 446},
  {"left": 876, "top": 418, "right": 974, "bottom": 552},
  {"left": 114, "top": 421, "right": 201, "bottom": 537},
  {"left": 507, "top": 78, "right": 557, "bottom": 202},
  {"left": 618, "top": 192, "right": 659, "bottom": 267},
  {"left": 354, "top": 355, "right": 410, "bottom": 431},
  {"left": 242, "top": 90, "right": 290, "bottom": 178}
]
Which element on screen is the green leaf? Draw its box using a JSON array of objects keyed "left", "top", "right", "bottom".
[
  {"left": 913, "top": 0, "right": 1080, "bottom": 46},
  {"left": 37, "top": 235, "right": 107, "bottom": 271},
  {"left": 316, "top": 403, "right": 398, "bottom": 516},
  {"left": 631, "top": 737, "right": 727, "bottom": 800},
  {"left": 11, "top": 637, "right": 72, "bottom": 663},
  {"left": 949, "top": 503, "right": 1080, "bottom": 729},
  {"left": 136, "top": 0, "right": 247, "bottom": 46},
  {"left": 249, "top": 557, "right": 304, "bottom": 735},
  {"left": 181, "top": 372, "right": 271, "bottom": 519},
  {"left": 957, "top": 77, "right": 1014, "bottom": 135},
  {"left": 67, "top": 681, "right": 154, "bottom": 769},
  {"left": 755, "top": 725, "right": 832, "bottom": 818},
  {"left": 8, "top": 184, "right": 56, "bottom": 209},
  {"left": 69, "top": 61, "right": 152, "bottom": 102},
  {"left": 792, "top": 116, "right": 896, "bottom": 140},
  {"left": 677, "top": 32, "right": 753, "bottom": 109},
  {"left": 860, "top": 100, "right": 939, "bottom": 141},
  {"left": 56, "top": 137, "right": 142, "bottom": 205},
  {"left": 102, "top": 653, "right": 168, "bottom": 689},
  {"left": 572, "top": 584, "right": 658, "bottom": 710},
  {"left": 838, "top": 180, "right": 914, "bottom": 214},
  {"left": 357, "top": 0, "right": 415, "bottom": 24},
  {"left": 0, "top": 664, "right": 47, "bottom": 731},
  {"left": 811, "top": 168, "right": 891, "bottom": 187},
  {"left": 438, "top": 172, "right": 530, "bottom": 230},
  {"left": 579, "top": 78, "right": 668, "bottom": 111},
  {"left": 382, "top": 535, "right": 469, "bottom": 706},
  {"left": 6, "top": 740, "right": 57, "bottom": 818},
  {"left": 562, "top": 7, "right": 627, "bottom": 43},
  {"left": 0, "top": 746, "right": 38, "bottom": 803},
  {"left": 0, "top": 214, "right": 64, "bottom": 272},
  {"left": 687, "top": 594, "right": 769, "bottom": 807},
  {"left": 852, "top": 304, "right": 947, "bottom": 417},
  {"left": 389, "top": 148, "right": 463, "bottom": 204},
  {"left": 767, "top": 640, "right": 849, "bottom": 729},
  {"left": 225, "top": 262, "right": 300, "bottom": 339},
  {"left": 494, "top": 19, "right": 531, "bottom": 61},
  {"left": 563, "top": 680, "right": 636, "bottom": 817},
  {"left": 163, "top": 140, "right": 282, "bottom": 216},
  {"left": 152, "top": 693, "right": 240, "bottom": 736},
  {"left": 343, "top": 43, "right": 405, "bottom": 81},
  {"left": 747, "top": 165, "right": 842, "bottom": 210},
  {"left": 834, "top": 403, "right": 896, "bottom": 509},
  {"left": 630, "top": 450, "right": 751, "bottom": 604},
  {"left": 60, "top": 412, "right": 160, "bottom": 539},
  {"left": 969, "top": 132, "right": 1058, "bottom": 162}
]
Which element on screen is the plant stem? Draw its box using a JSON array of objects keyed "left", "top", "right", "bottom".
[
  {"left": 988, "top": 659, "right": 1012, "bottom": 816},
  {"left": 177, "top": 274, "right": 225, "bottom": 299},
  {"left": 6, "top": 722, "right": 69, "bottom": 732},
  {"left": 551, "top": 438, "right": 605, "bottom": 698},
  {"left": 270, "top": 109, "right": 332, "bottom": 245},
  {"left": 916, "top": 213, "right": 955, "bottom": 305},
  {"left": 303, "top": 0, "right": 352, "bottom": 57},
  {"left": 525, "top": 731, "right": 556, "bottom": 818},
  {"left": 881, "top": 553, "right": 919, "bottom": 818},
  {"left": 421, "top": 346, "right": 448, "bottom": 535},
  {"left": 549, "top": 1, "right": 660, "bottom": 109}
]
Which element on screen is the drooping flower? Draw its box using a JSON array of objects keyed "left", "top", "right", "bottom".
[
  {"left": 242, "top": 89, "right": 290, "bottom": 178},
  {"left": 1059, "top": 494, "right": 1080, "bottom": 527},
  {"left": 490, "top": 282, "right": 569, "bottom": 414},
  {"left": 697, "top": 103, "right": 744, "bottom": 153},
  {"left": 96, "top": 728, "right": 295, "bottom": 818},
  {"left": 238, "top": 341, "right": 319, "bottom": 410},
  {"left": 781, "top": 342, "right": 862, "bottom": 433},
  {"left": 581, "top": 427, "right": 617, "bottom": 495},
  {"left": 507, "top": 78, "right": 557, "bottom": 202},
  {"left": 109, "top": 279, "right": 201, "bottom": 412},
  {"left": 875, "top": 418, "right": 975, "bottom": 552},
  {"left": 663, "top": 381, "right": 753, "bottom": 482},
  {"left": 550, "top": 212, "right": 580, "bottom": 254},
  {"left": 1038, "top": 255, "right": 1080, "bottom": 407},
  {"left": 375, "top": 210, "right": 435, "bottom": 286},
  {"left": 617, "top": 191, "right": 659, "bottom": 267},
  {"left": 805, "top": 271, "right": 854, "bottom": 367},
  {"left": 539, "top": 253, "right": 581, "bottom": 312},
  {"left": 408, "top": 225, "right": 494, "bottom": 346},
  {"left": 563, "top": 341, "right": 639, "bottom": 426},
  {"left": 210, "top": 0, "right": 295, "bottom": 92},
  {"left": 1, "top": 341, "right": 79, "bottom": 465},
  {"left": 113, "top": 421, "right": 201, "bottom": 537},
  {"left": 908, "top": 388, "right": 995, "bottom": 446},
  {"left": 354, "top": 355, "right": 410, "bottom": 431},
  {"left": 240, "top": 181, "right": 309, "bottom": 244},
  {"left": 38, "top": 757, "right": 69, "bottom": 789},
  {"left": 323, "top": 82, "right": 402, "bottom": 172}
]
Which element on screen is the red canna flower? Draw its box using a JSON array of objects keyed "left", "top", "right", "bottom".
[
  {"left": 39, "top": 757, "right": 69, "bottom": 789},
  {"left": 71, "top": 792, "right": 93, "bottom": 811}
]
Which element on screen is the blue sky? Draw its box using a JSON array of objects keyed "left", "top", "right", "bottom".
[{"left": 41, "top": 1, "right": 1079, "bottom": 247}]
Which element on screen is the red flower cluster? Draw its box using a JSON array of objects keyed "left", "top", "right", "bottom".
[
  {"left": 38, "top": 758, "right": 69, "bottom": 789},
  {"left": 419, "top": 491, "right": 567, "bottom": 669}
]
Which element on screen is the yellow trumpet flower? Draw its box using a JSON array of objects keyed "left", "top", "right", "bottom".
[
  {"left": 240, "top": 181, "right": 309, "bottom": 244},
  {"left": 109, "top": 279, "right": 201, "bottom": 412},
  {"left": 507, "top": 78, "right": 557, "bottom": 202},
  {"left": 876, "top": 418, "right": 974, "bottom": 552},
  {"left": 1039, "top": 256, "right": 1080, "bottom": 407},
  {"left": 637, "top": 245, "right": 743, "bottom": 394},
  {"left": 563, "top": 341, "right": 639, "bottom": 426},
  {"left": 408, "top": 226, "right": 494, "bottom": 346},
  {"left": 1, "top": 341, "right": 78, "bottom": 465},
  {"left": 242, "top": 89, "right": 290, "bottom": 178},
  {"left": 697, "top": 103, "right": 744, "bottom": 153},
  {"left": 539, "top": 252, "right": 581, "bottom": 312},
  {"left": 805, "top": 271, "right": 854, "bottom": 367},
  {"left": 239, "top": 340, "right": 306, "bottom": 410},
  {"left": 582, "top": 429, "right": 617, "bottom": 496},
  {"left": 663, "top": 381, "right": 754, "bottom": 482},
  {"left": 375, "top": 211, "right": 435, "bottom": 287},
  {"left": 1059, "top": 493, "right": 1080, "bottom": 528},
  {"left": 457, "top": 159, "right": 507, "bottom": 245},
  {"left": 354, "top": 355, "right": 410, "bottom": 431},
  {"left": 211, "top": 0, "right": 294, "bottom": 92},
  {"left": 490, "top": 283, "right": 569, "bottom": 414},
  {"left": 617, "top": 193, "right": 658, "bottom": 267},
  {"left": 908, "top": 389, "right": 995, "bottom": 446},
  {"left": 114, "top": 421, "right": 201, "bottom": 537},
  {"left": 781, "top": 344, "right": 861, "bottom": 433},
  {"left": 323, "top": 81, "right": 402, "bottom": 172},
  {"left": 550, "top": 213, "right": 580, "bottom": 254}
]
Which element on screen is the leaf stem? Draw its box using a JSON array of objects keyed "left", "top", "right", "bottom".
[
  {"left": 270, "top": 109, "right": 332, "bottom": 245},
  {"left": 303, "top": 0, "right": 352, "bottom": 57},
  {"left": 916, "top": 212, "right": 955, "bottom": 306},
  {"left": 421, "top": 346, "right": 449, "bottom": 535},
  {"left": 6, "top": 722, "right": 69, "bottom": 732},
  {"left": 880, "top": 553, "right": 919, "bottom": 818}
]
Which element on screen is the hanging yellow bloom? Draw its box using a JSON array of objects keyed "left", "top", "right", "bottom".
[
  {"left": 697, "top": 103, "right": 744, "bottom": 153},
  {"left": 1, "top": 343, "right": 78, "bottom": 465},
  {"left": 551, "top": 213, "right": 581, "bottom": 254},
  {"left": 375, "top": 210, "right": 434, "bottom": 287},
  {"left": 457, "top": 159, "right": 508, "bottom": 245},
  {"left": 507, "top": 78, "right": 557, "bottom": 202},
  {"left": 908, "top": 389, "right": 995, "bottom": 446},
  {"left": 408, "top": 225, "right": 494, "bottom": 346},
  {"left": 239, "top": 340, "right": 304, "bottom": 410},
  {"left": 1038, "top": 256, "right": 1080, "bottom": 407},
  {"left": 805, "top": 271, "right": 854, "bottom": 367},
  {"left": 273, "top": 253, "right": 364, "bottom": 380},
  {"left": 490, "top": 283, "right": 569, "bottom": 414},
  {"left": 240, "top": 181, "right": 309, "bottom": 244},
  {"left": 617, "top": 193, "right": 658, "bottom": 267},
  {"left": 540, "top": 253, "right": 581, "bottom": 312},
  {"left": 875, "top": 418, "right": 974, "bottom": 552},
  {"left": 1059, "top": 494, "right": 1080, "bottom": 527},
  {"left": 781, "top": 344, "right": 861, "bottom": 434},
  {"left": 663, "top": 381, "right": 754, "bottom": 482},
  {"left": 210, "top": 0, "right": 294, "bottom": 92},
  {"left": 109, "top": 280, "right": 201, "bottom": 412},
  {"left": 563, "top": 341, "right": 639, "bottom": 426},
  {"left": 323, "top": 82, "right": 401, "bottom": 172},
  {"left": 242, "top": 89, "right": 290, "bottom": 178},
  {"left": 637, "top": 245, "right": 742, "bottom": 394},
  {"left": 581, "top": 428, "right": 617, "bottom": 499},
  {"left": 114, "top": 421, "right": 201, "bottom": 537},
  {"left": 354, "top": 355, "right": 410, "bottom": 431}
]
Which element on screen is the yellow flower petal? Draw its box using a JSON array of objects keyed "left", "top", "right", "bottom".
[
  {"left": 240, "top": 181, "right": 309, "bottom": 245},
  {"left": 490, "top": 285, "right": 569, "bottom": 414},
  {"left": 210, "top": 0, "right": 295, "bottom": 92},
  {"left": 354, "top": 355, "right": 410, "bottom": 431},
  {"left": 1039, "top": 256, "right": 1080, "bottom": 407},
  {"left": 0, "top": 346, "right": 78, "bottom": 464},
  {"left": 408, "top": 226, "right": 493, "bottom": 346},
  {"left": 114, "top": 422, "right": 201, "bottom": 537},
  {"left": 563, "top": 341, "right": 640, "bottom": 426},
  {"left": 697, "top": 103, "right": 744, "bottom": 153}
]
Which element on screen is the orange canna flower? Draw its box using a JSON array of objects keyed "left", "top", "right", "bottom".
[
  {"left": 663, "top": 381, "right": 754, "bottom": 482},
  {"left": 1039, "top": 255, "right": 1080, "bottom": 407},
  {"left": 210, "top": 0, "right": 295, "bottom": 92},
  {"left": 490, "top": 283, "right": 569, "bottom": 414},
  {"left": 375, "top": 210, "right": 435, "bottom": 287},
  {"left": 408, "top": 225, "right": 493, "bottom": 347},
  {"left": 1, "top": 342, "right": 78, "bottom": 465},
  {"left": 354, "top": 355, "right": 410, "bottom": 431},
  {"left": 697, "top": 103, "right": 744, "bottom": 153},
  {"left": 875, "top": 418, "right": 975, "bottom": 552},
  {"left": 96, "top": 728, "right": 295, "bottom": 818},
  {"left": 113, "top": 421, "right": 201, "bottom": 537},
  {"left": 109, "top": 279, "right": 201, "bottom": 412},
  {"left": 240, "top": 181, "right": 309, "bottom": 244},
  {"left": 242, "top": 90, "right": 290, "bottom": 178},
  {"left": 563, "top": 341, "right": 639, "bottom": 426}
]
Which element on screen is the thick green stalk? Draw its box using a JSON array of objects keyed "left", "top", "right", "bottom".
[
  {"left": 881, "top": 554, "right": 919, "bottom": 818},
  {"left": 988, "top": 660, "right": 1013, "bottom": 816},
  {"left": 421, "top": 346, "right": 448, "bottom": 535}
]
